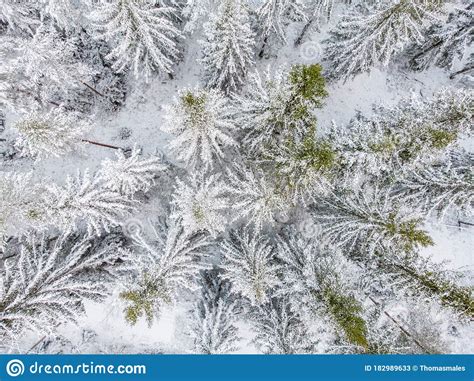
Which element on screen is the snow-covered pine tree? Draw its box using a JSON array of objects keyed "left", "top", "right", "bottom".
[
  {"left": 0, "top": 0, "right": 39, "bottom": 33},
  {"left": 409, "top": 3, "right": 473, "bottom": 72},
  {"left": 189, "top": 268, "right": 240, "bottom": 354},
  {"left": 120, "top": 216, "right": 210, "bottom": 326},
  {"left": 256, "top": 0, "right": 306, "bottom": 57},
  {"left": 232, "top": 64, "right": 330, "bottom": 201},
  {"left": 62, "top": 27, "right": 128, "bottom": 113},
  {"left": 330, "top": 88, "right": 473, "bottom": 174},
  {"left": 89, "top": 0, "right": 182, "bottom": 79},
  {"left": 0, "top": 25, "right": 95, "bottom": 112},
  {"left": 233, "top": 64, "right": 327, "bottom": 157},
  {"left": 373, "top": 298, "right": 465, "bottom": 354},
  {"left": 361, "top": 291, "right": 460, "bottom": 354},
  {"left": 268, "top": 130, "right": 336, "bottom": 203},
  {"left": 364, "top": 246, "right": 474, "bottom": 319},
  {"left": 39, "top": 0, "right": 82, "bottom": 30},
  {"left": 182, "top": 0, "right": 213, "bottom": 33},
  {"left": 162, "top": 88, "right": 237, "bottom": 170},
  {"left": 310, "top": 183, "right": 433, "bottom": 256},
  {"left": 0, "top": 172, "right": 38, "bottom": 245},
  {"left": 220, "top": 229, "right": 279, "bottom": 305},
  {"left": 329, "top": 116, "right": 404, "bottom": 176},
  {"left": 398, "top": 149, "right": 474, "bottom": 219},
  {"left": 100, "top": 146, "right": 166, "bottom": 196},
  {"left": 294, "top": 0, "right": 334, "bottom": 46},
  {"left": 41, "top": 169, "right": 135, "bottom": 236},
  {"left": 171, "top": 173, "right": 229, "bottom": 236},
  {"left": 378, "top": 88, "right": 473, "bottom": 141},
  {"left": 277, "top": 232, "right": 372, "bottom": 352},
  {"left": 0, "top": 232, "right": 129, "bottom": 349},
  {"left": 200, "top": 0, "right": 255, "bottom": 94},
  {"left": 13, "top": 109, "right": 90, "bottom": 160},
  {"left": 227, "top": 167, "right": 289, "bottom": 231},
  {"left": 324, "top": 0, "right": 443, "bottom": 80},
  {"left": 249, "top": 297, "right": 313, "bottom": 354}
]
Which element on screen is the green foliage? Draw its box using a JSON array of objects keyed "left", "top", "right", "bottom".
[
  {"left": 294, "top": 135, "right": 336, "bottom": 172},
  {"left": 180, "top": 90, "right": 208, "bottom": 129},
  {"left": 384, "top": 214, "right": 434, "bottom": 252},
  {"left": 285, "top": 64, "right": 328, "bottom": 129},
  {"left": 368, "top": 134, "right": 398, "bottom": 155},
  {"left": 120, "top": 272, "right": 171, "bottom": 327},
  {"left": 270, "top": 133, "right": 337, "bottom": 201},
  {"left": 321, "top": 288, "right": 369, "bottom": 351},
  {"left": 425, "top": 128, "right": 458, "bottom": 149},
  {"left": 367, "top": 126, "right": 458, "bottom": 164},
  {"left": 394, "top": 262, "right": 474, "bottom": 318},
  {"left": 400, "top": 127, "right": 459, "bottom": 161},
  {"left": 26, "top": 208, "right": 43, "bottom": 221},
  {"left": 181, "top": 91, "right": 206, "bottom": 110},
  {"left": 289, "top": 64, "right": 328, "bottom": 106}
]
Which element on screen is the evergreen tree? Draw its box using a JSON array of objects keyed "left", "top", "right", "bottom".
[
  {"left": 0, "top": 172, "right": 38, "bottom": 245},
  {"left": 311, "top": 183, "right": 433, "bottom": 255},
  {"left": 89, "top": 0, "right": 182, "bottom": 79},
  {"left": 182, "top": 0, "right": 213, "bottom": 33},
  {"left": 330, "top": 88, "right": 473, "bottom": 175},
  {"left": 189, "top": 268, "right": 240, "bottom": 354},
  {"left": 200, "top": 0, "right": 255, "bottom": 94},
  {"left": 277, "top": 232, "right": 371, "bottom": 352},
  {"left": 410, "top": 3, "right": 473, "bottom": 73},
  {"left": 249, "top": 297, "right": 313, "bottom": 354},
  {"left": 268, "top": 131, "right": 336, "bottom": 203},
  {"left": 41, "top": 169, "right": 135, "bottom": 236},
  {"left": 324, "top": 0, "right": 443, "bottom": 80},
  {"left": 0, "top": 25, "right": 95, "bottom": 111},
  {"left": 120, "top": 216, "right": 210, "bottom": 326},
  {"left": 1, "top": 152, "right": 162, "bottom": 242},
  {"left": 294, "top": 0, "right": 334, "bottom": 46},
  {"left": 398, "top": 149, "right": 474, "bottom": 219},
  {"left": 40, "top": 0, "right": 82, "bottom": 30},
  {"left": 369, "top": 248, "right": 474, "bottom": 319},
  {"left": 256, "top": 0, "right": 306, "bottom": 57},
  {"left": 233, "top": 64, "right": 327, "bottom": 156},
  {"left": 100, "top": 146, "right": 166, "bottom": 196},
  {"left": 0, "top": 0, "right": 39, "bottom": 33},
  {"left": 13, "top": 109, "right": 90, "bottom": 160},
  {"left": 227, "top": 167, "right": 288, "bottom": 231},
  {"left": 171, "top": 174, "right": 229, "bottom": 236},
  {"left": 220, "top": 229, "right": 279, "bottom": 305},
  {"left": 162, "top": 88, "right": 237, "bottom": 170},
  {"left": 0, "top": 232, "right": 129, "bottom": 348}
]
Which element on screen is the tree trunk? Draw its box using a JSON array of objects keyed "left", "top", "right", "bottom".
[
  {"left": 258, "top": 37, "right": 268, "bottom": 59},
  {"left": 449, "top": 64, "right": 474, "bottom": 79},
  {"left": 367, "top": 296, "right": 434, "bottom": 354},
  {"left": 82, "top": 139, "right": 122, "bottom": 150},
  {"left": 295, "top": 17, "right": 315, "bottom": 47},
  {"left": 458, "top": 220, "right": 474, "bottom": 227}
]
